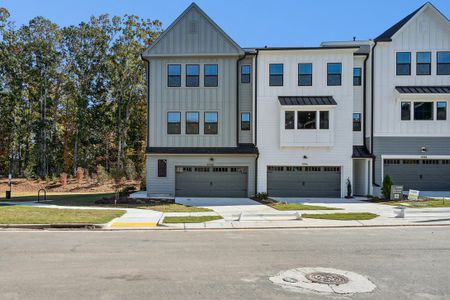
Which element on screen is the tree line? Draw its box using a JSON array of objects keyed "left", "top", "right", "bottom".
[{"left": 0, "top": 7, "right": 162, "bottom": 180}]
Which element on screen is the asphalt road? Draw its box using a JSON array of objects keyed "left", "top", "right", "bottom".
[{"left": 0, "top": 227, "right": 449, "bottom": 300}]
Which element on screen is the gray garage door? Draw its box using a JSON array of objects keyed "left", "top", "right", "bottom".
[
  {"left": 267, "top": 166, "right": 341, "bottom": 197},
  {"left": 175, "top": 166, "right": 248, "bottom": 197},
  {"left": 384, "top": 159, "right": 450, "bottom": 191}
]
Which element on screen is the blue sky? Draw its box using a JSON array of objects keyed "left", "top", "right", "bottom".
[{"left": 2, "top": 0, "right": 450, "bottom": 47}]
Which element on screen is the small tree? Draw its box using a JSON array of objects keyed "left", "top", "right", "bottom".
[
  {"left": 346, "top": 178, "right": 352, "bottom": 198},
  {"left": 110, "top": 167, "right": 125, "bottom": 205},
  {"left": 96, "top": 165, "right": 109, "bottom": 184},
  {"left": 382, "top": 175, "right": 393, "bottom": 200},
  {"left": 125, "top": 159, "right": 137, "bottom": 180}
]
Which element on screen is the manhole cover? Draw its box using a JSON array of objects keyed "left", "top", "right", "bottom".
[
  {"left": 305, "top": 272, "right": 349, "bottom": 285},
  {"left": 282, "top": 277, "right": 298, "bottom": 283}
]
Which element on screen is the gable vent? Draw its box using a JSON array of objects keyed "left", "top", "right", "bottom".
[{"left": 188, "top": 20, "right": 198, "bottom": 34}]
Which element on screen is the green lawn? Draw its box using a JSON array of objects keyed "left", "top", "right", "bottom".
[
  {"left": 163, "top": 216, "right": 223, "bottom": 223},
  {"left": 303, "top": 212, "right": 379, "bottom": 221},
  {"left": 0, "top": 206, "right": 125, "bottom": 224},
  {"left": 141, "top": 204, "right": 212, "bottom": 212},
  {"left": 271, "top": 203, "right": 341, "bottom": 211},
  {"left": 0, "top": 192, "right": 211, "bottom": 212},
  {"left": 373, "top": 198, "right": 450, "bottom": 208}
]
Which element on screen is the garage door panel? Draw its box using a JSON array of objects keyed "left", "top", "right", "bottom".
[
  {"left": 267, "top": 166, "right": 341, "bottom": 197},
  {"left": 384, "top": 159, "right": 450, "bottom": 191},
  {"left": 175, "top": 166, "right": 248, "bottom": 197}
]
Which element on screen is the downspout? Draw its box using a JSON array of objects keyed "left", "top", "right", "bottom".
[
  {"left": 141, "top": 54, "right": 151, "bottom": 150},
  {"left": 254, "top": 50, "right": 259, "bottom": 194},
  {"left": 362, "top": 53, "right": 369, "bottom": 148},
  {"left": 370, "top": 41, "right": 379, "bottom": 187},
  {"left": 236, "top": 54, "right": 246, "bottom": 146}
]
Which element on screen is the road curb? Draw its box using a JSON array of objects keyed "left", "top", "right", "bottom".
[{"left": 0, "top": 223, "right": 102, "bottom": 229}]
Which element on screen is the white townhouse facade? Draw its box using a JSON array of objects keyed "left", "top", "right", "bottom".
[{"left": 142, "top": 2, "right": 450, "bottom": 199}]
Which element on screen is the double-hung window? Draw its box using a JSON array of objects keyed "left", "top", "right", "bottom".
[
  {"left": 241, "top": 65, "right": 251, "bottom": 83},
  {"left": 285, "top": 111, "right": 295, "bottom": 129},
  {"left": 241, "top": 112, "right": 251, "bottom": 130},
  {"left": 167, "top": 64, "right": 181, "bottom": 87},
  {"left": 401, "top": 102, "right": 411, "bottom": 120},
  {"left": 186, "top": 64, "right": 200, "bottom": 87},
  {"left": 396, "top": 52, "right": 411, "bottom": 75},
  {"left": 319, "top": 111, "right": 329, "bottom": 129},
  {"left": 297, "top": 111, "right": 316, "bottom": 129},
  {"left": 298, "top": 63, "right": 312, "bottom": 86},
  {"left": 204, "top": 112, "right": 218, "bottom": 134},
  {"left": 353, "top": 113, "right": 361, "bottom": 131},
  {"left": 327, "top": 63, "right": 342, "bottom": 86},
  {"left": 353, "top": 68, "right": 362, "bottom": 86},
  {"left": 437, "top": 101, "right": 447, "bottom": 120},
  {"left": 269, "top": 64, "right": 283, "bottom": 86},
  {"left": 414, "top": 102, "right": 433, "bottom": 120},
  {"left": 204, "top": 64, "right": 218, "bottom": 87},
  {"left": 437, "top": 51, "right": 450, "bottom": 75},
  {"left": 416, "top": 52, "right": 431, "bottom": 75},
  {"left": 186, "top": 112, "right": 199, "bottom": 134},
  {"left": 167, "top": 112, "right": 181, "bottom": 134}
]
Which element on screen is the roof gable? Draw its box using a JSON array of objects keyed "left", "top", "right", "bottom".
[
  {"left": 143, "top": 3, "right": 243, "bottom": 57},
  {"left": 375, "top": 2, "right": 450, "bottom": 42}
]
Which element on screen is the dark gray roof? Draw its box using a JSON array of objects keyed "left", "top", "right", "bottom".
[
  {"left": 352, "top": 146, "right": 373, "bottom": 158},
  {"left": 278, "top": 96, "right": 337, "bottom": 106},
  {"left": 147, "top": 146, "right": 258, "bottom": 154},
  {"left": 375, "top": 4, "right": 426, "bottom": 42},
  {"left": 395, "top": 86, "right": 450, "bottom": 94}
]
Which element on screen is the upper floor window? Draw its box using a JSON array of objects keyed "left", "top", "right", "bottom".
[
  {"left": 298, "top": 63, "right": 312, "bottom": 86},
  {"left": 401, "top": 102, "right": 411, "bottom": 120},
  {"left": 204, "top": 64, "right": 218, "bottom": 87},
  {"left": 204, "top": 112, "right": 218, "bottom": 134},
  {"left": 437, "top": 51, "right": 450, "bottom": 75},
  {"left": 319, "top": 111, "right": 329, "bottom": 129},
  {"left": 269, "top": 64, "right": 283, "bottom": 86},
  {"left": 285, "top": 111, "right": 295, "bottom": 129},
  {"left": 241, "top": 65, "right": 251, "bottom": 83},
  {"left": 168, "top": 64, "right": 181, "bottom": 87},
  {"left": 327, "top": 63, "right": 341, "bottom": 86},
  {"left": 416, "top": 52, "right": 431, "bottom": 75},
  {"left": 167, "top": 112, "right": 181, "bottom": 134},
  {"left": 186, "top": 64, "right": 200, "bottom": 87},
  {"left": 241, "top": 112, "right": 251, "bottom": 130},
  {"left": 414, "top": 102, "right": 433, "bottom": 120},
  {"left": 353, "top": 113, "right": 361, "bottom": 131},
  {"left": 297, "top": 111, "right": 316, "bottom": 129},
  {"left": 353, "top": 68, "right": 361, "bottom": 86},
  {"left": 437, "top": 101, "right": 447, "bottom": 120},
  {"left": 186, "top": 112, "right": 199, "bottom": 134},
  {"left": 396, "top": 52, "right": 411, "bottom": 75}
]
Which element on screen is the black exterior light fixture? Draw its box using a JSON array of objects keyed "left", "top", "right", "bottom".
[{"left": 421, "top": 147, "right": 427, "bottom": 153}]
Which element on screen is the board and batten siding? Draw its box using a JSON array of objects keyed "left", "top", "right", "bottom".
[
  {"left": 149, "top": 57, "right": 238, "bottom": 147},
  {"left": 372, "top": 136, "right": 450, "bottom": 186},
  {"left": 373, "top": 7, "right": 450, "bottom": 137},
  {"left": 256, "top": 49, "right": 356, "bottom": 197},
  {"left": 146, "top": 154, "right": 256, "bottom": 197},
  {"left": 238, "top": 57, "right": 254, "bottom": 144}
]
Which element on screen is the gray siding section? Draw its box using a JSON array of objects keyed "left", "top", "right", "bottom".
[
  {"left": 149, "top": 57, "right": 237, "bottom": 147},
  {"left": 146, "top": 154, "right": 256, "bottom": 197},
  {"left": 373, "top": 137, "right": 450, "bottom": 185},
  {"left": 238, "top": 58, "right": 253, "bottom": 144},
  {"left": 146, "top": 7, "right": 241, "bottom": 56}
]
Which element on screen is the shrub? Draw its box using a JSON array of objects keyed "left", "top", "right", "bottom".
[
  {"left": 346, "top": 178, "right": 352, "bottom": 198},
  {"left": 59, "top": 172, "right": 68, "bottom": 186},
  {"left": 381, "top": 175, "right": 393, "bottom": 200},
  {"left": 125, "top": 159, "right": 137, "bottom": 180},
  {"left": 254, "top": 192, "right": 268, "bottom": 200},
  {"left": 96, "top": 165, "right": 109, "bottom": 184},
  {"left": 23, "top": 165, "right": 35, "bottom": 180},
  {"left": 75, "top": 167, "right": 84, "bottom": 182}
]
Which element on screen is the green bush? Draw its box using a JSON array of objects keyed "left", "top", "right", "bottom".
[
  {"left": 96, "top": 165, "right": 109, "bottom": 184},
  {"left": 346, "top": 178, "right": 352, "bottom": 198},
  {"left": 125, "top": 159, "right": 137, "bottom": 180},
  {"left": 254, "top": 192, "right": 268, "bottom": 200},
  {"left": 381, "top": 175, "right": 393, "bottom": 200}
]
